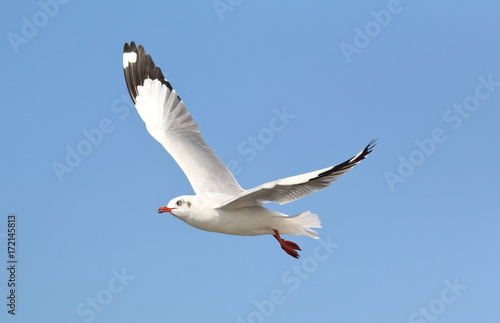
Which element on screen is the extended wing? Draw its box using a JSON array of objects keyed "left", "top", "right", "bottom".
[
  {"left": 218, "top": 140, "right": 376, "bottom": 210},
  {"left": 123, "top": 42, "right": 243, "bottom": 195}
]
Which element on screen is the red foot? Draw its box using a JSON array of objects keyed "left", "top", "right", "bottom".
[{"left": 273, "top": 230, "right": 301, "bottom": 259}]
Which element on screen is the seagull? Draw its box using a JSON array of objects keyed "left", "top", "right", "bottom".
[{"left": 123, "top": 41, "right": 375, "bottom": 258}]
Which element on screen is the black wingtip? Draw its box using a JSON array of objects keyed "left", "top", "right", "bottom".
[
  {"left": 365, "top": 138, "right": 377, "bottom": 154},
  {"left": 138, "top": 44, "right": 145, "bottom": 55},
  {"left": 130, "top": 41, "right": 137, "bottom": 52},
  {"left": 122, "top": 41, "right": 181, "bottom": 103},
  {"left": 313, "top": 139, "right": 377, "bottom": 180},
  {"left": 352, "top": 138, "right": 377, "bottom": 164},
  {"left": 124, "top": 41, "right": 137, "bottom": 53}
]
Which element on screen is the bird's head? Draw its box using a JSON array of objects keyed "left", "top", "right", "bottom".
[{"left": 158, "top": 195, "right": 194, "bottom": 219}]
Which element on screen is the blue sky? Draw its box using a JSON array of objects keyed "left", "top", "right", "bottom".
[{"left": 1, "top": 1, "right": 499, "bottom": 322}]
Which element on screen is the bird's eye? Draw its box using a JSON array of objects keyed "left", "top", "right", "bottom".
[{"left": 176, "top": 200, "right": 183, "bottom": 206}]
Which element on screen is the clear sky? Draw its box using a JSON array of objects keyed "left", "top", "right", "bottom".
[{"left": 1, "top": 1, "right": 499, "bottom": 322}]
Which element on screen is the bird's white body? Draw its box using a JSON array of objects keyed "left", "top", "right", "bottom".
[
  {"left": 166, "top": 194, "right": 320, "bottom": 238},
  {"left": 123, "top": 41, "right": 374, "bottom": 257}
]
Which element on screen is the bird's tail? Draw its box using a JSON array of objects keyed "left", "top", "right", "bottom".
[{"left": 285, "top": 211, "right": 322, "bottom": 239}]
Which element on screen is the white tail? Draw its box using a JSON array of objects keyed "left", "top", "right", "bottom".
[{"left": 283, "top": 211, "right": 322, "bottom": 239}]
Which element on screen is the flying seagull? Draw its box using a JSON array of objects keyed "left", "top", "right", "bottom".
[{"left": 123, "top": 41, "right": 375, "bottom": 258}]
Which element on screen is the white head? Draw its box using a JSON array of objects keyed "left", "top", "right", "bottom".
[{"left": 157, "top": 195, "right": 194, "bottom": 219}]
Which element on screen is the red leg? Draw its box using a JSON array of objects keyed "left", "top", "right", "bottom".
[{"left": 273, "top": 230, "right": 301, "bottom": 259}]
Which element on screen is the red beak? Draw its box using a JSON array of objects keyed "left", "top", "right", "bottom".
[{"left": 158, "top": 206, "right": 174, "bottom": 214}]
